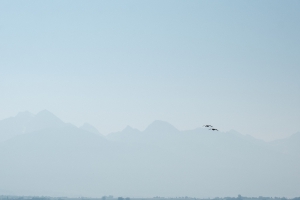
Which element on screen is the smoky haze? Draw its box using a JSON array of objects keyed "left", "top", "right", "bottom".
[
  {"left": 0, "top": 110, "right": 299, "bottom": 198},
  {"left": 1, "top": 1, "right": 300, "bottom": 142}
]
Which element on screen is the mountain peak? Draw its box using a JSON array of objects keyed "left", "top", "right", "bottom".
[
  {"left": 24, "top": 110, "right": 66, "bottom": 133},
  {"left": 123, "top": 125, "right": 134, "bottom": 131},
  {"left": 34, "top": 110, "right": 64, "bottom": 124},
  {"left": 226, "top": 129, "right": 241, "bottom": 136},
  {"left": 289, "top": 131, "right": 300, "bottom": 140},
  {"left": 144, "top": 120, "right": 178, "bottom": 133},
  {"left": 16, "top": 111, "right": 34, "bottom": 118},
  {"left": 80, "top": 123, "right": 100, "bottom": 135},
  {"left": 36, "top": 109, "right": 56, "bottom": 117}
]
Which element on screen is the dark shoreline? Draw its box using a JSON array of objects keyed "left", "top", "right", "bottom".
[{"left": 1, "top": 195, "right": 300, "bottom": 200}]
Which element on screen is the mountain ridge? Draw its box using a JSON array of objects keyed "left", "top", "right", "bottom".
[{"left": 0, "top": 111, "right": 299, "bottom": 197}]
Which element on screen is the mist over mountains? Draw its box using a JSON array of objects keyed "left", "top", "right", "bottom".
[{"left": 0, "top": 111, "right": 299, "bottom": 198}]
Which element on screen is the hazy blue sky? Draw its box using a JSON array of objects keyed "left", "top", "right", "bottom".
[{"left": 1, "top": 1, "right": 299, "bottom": 141}]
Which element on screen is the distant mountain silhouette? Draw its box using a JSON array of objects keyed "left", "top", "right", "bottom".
[
  {"left": 16, "top": 111, "right": 34, "bottom": 119},
  {"left": 144, "top": 120, "right": 179, "bottom": 134},
  {"left": 0, "top": 110, "right": 97, "bottom": 142},
  {"left": 0, "top": 111, "right": 299, "bottom": 197},
  {"left": 271, "top": 131, "right": 300, "bottom": 157},
  {"left": 107, "top": 120, "right": 180, "bottom": 144},
  {"left": 25, "top": 110, "right": 68, "bottom": 133},
  {"left": 289, "top": 131, "right": 300, "bottom": 141},
  {"left": 106, "top": 125, "right": 141, "bottom": 142},
  {"left": 80, "top": 123, "right": 101, "bottom": 135},
  {"left": 0, "top": 125, "right": 107, "bottom": 196},
  {"left": 0, "top": 111, "right": 34, "bottom": 142},
  {"left": 0, "top": 110, "right": 68, "bottom": 143}
]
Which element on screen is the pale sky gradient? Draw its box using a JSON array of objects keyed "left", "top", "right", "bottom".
[{"left": 1, "top": 1, "right": 300, "bottom": 141}]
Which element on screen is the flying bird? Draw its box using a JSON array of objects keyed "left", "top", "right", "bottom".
[
  {"left": 209, "top": 128, "right": 218, "bottom": 131},
  {"left": 203, "top": 125, "right": 213, "bottom": 127}
]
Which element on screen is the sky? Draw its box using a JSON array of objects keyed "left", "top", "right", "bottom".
[{"left": 1, "top": 0, "right": 300, "bottom": 141}]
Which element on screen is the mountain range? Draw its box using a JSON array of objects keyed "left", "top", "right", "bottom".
[{"left": 0, "top": 110, "right": 299, "bottom": 198}]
